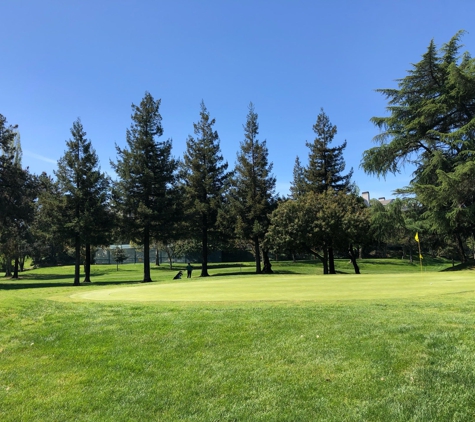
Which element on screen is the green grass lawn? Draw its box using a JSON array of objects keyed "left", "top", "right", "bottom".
[{"left": 1, "top": 259, "right": 475, "bottom": 421}]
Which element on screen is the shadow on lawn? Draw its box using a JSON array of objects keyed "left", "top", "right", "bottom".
[
  {"left": 441, "top": 260, "right": 475, "bottom": 272},
  {"left": 360, "top": 260, "right": 417, "bottom": 266},
  {"left": 0, "top": 281, "right": 75, "bottom": 290},
  {"left": 0, "top": 274, "right": 142, "bottom": 290},
  {"left": 208, "top": 269, "right": 314, "bottom": 277}
]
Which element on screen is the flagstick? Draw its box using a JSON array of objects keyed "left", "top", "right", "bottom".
[
  {"left": 417, "top": 240, "right": 423, "bottom": 273},
  {"left": 415, "top": 232, "right": 423, "bottom": 276}
]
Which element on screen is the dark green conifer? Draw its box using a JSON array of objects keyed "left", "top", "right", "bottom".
[
  {"left": 56, "top": 119, "right": 110, "bottom": 285},
  {"left": 304, "top": 109, "right": 353, "bottom": 194},
  {"left": 230, "top": 103, "right": 276, "bottom": 274},
  {"left": 290, "top": 156, "right": 306, "bottom": 199},
  {"left": 112, "top": 92, "right": 178, "bottom": 282},
  {"left": 361, "top": 31, "right": 475, "bottom": 262},
  {"left": 180, "top": 102, "right": 230, "bottom": 277}
]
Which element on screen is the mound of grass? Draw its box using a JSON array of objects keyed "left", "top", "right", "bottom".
[{"left": 1, "top": 258, "right": 474, "bottom": 421}]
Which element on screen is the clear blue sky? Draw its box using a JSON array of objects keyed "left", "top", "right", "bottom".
[{"left": 2, "top": 0, "right": 475, "bottom": 200}]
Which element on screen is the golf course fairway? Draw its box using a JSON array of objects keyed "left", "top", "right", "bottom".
[{"left": 68, "top": 272, "right": 475, "bottom": 303}]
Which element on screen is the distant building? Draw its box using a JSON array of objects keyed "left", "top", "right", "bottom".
[{"left": 361, "top": 191, "right": 394, "bottom": 206}]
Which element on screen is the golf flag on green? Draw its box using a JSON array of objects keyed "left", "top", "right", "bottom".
[{"left": 415, "top": 232, "right": 423, "bottom": 260}]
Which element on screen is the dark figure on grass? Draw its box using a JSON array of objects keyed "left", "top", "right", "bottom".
[
  {"left": 173, "top": 270, "right": 183, "bottom": 280},
  {"left": 186, "top": 263, "right": 193, "bottom": 278}
]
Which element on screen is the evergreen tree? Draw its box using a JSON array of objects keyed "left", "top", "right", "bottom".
[
  {"left": 303, "top": 109, "right": 353, "bottom": 273},
  {"left": 304, "top": 109, "right": 353, "bottom": 194},
  {"left": 0, "top": 116, "right": 38, "bottom": 277},
  {"left": 112, "top": 92, "right": 179, "bottom": 282},
  {"left": 55, "top": 119, "right": 110, "bottom": 285},
  {"left": 180, "top": 102, "right": 231, "bottom": 277},
  {"left": 361, "top": 31, "right": 475, "bottom": 261},
  {"left": 289, "top": 156, "right": 306, "bottom": 199},
  {"left": 112, "top": 246, "right": 127, "bottom": 271},
  {"left": 0, "top": 114, "right": 17, "bottom": 221},
  {"left": 229, "top": 103, "right": 276, "bottom": 274},
  {"left": 31, "top": 173, "right": 70, "bottom": 267}
]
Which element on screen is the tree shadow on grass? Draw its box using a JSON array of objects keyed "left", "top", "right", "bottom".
[
  {"left": 360, "top": 260, "right": 417, "bottom": 266},
  {"left": 14, "top": 273, "right": 73, "bottom": 281},
  {"left": 0, "top": 282, "right": 75, "bottom": 290},
  {"left": 206, "top": 269, "right": 313, "bottom": 277},
  {"left": 441, "top": 261, "right": 475, "bottom": 272},
  {"left": 88, "top": 280, "right": 142, "bottom": 286},
  {"left": 0, "top": 275, "right": 142, "bottom": 290},
  {"left": 206, "top": 271, "right": 262, "bottom": 277}
]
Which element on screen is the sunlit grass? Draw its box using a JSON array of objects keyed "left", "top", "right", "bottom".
[{"left": 2, "top": 258, "right": 475, "bottom": 421}]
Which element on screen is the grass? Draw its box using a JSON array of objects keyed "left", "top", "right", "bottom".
[{"left": 1, "top": 258, "right": 475, "bottom": 421}]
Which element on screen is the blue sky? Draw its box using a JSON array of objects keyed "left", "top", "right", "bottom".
[{"left": 2, "top": 0, "right": 475, "bottom": 200}]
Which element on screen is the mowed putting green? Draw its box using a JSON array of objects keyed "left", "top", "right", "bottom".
[{"left": 69, "top": 271, "right": 475, "bottom": 303}]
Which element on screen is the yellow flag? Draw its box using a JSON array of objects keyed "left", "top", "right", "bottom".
[{"left": 415, "top": 232, "right": 419, "bottom": 242}]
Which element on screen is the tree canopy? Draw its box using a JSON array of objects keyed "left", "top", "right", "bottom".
[
  {"left": 180, "top": 102, "right": 231, "bottom": 277},
  {"left": 304, "top": 109, "right": 353, "bottom": 195},
  {"left": 112, "top": 92, "right": 179, "bottom": 282},
  {"left": 55, "top": 119, "right": 110, "bottom": 284},
  {"left": 228, "top": 103, "right": 276, "bottom": 274},
  {"left": 361, "top": 31, "right": 475, "bottom": 261}
]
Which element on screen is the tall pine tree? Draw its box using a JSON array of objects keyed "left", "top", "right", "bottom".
[
  {"left": 180, "top": 102, "right": 230, "bottom": 277},
  {"left": 303, "top": 109, "right": 353, "bottom": 273},
  {"left": 304, "top": 109, "right": 353, "bottom": 194},
  {"left": 55, "top": 119, "right": 110, "bottom": 285},
  {"left": 0, "top": 116, "right": 38, "bottom": 278},
  {"left": 230, "top": 103, "right": 276, "bottom": 274},
  {"left": 112, "top": 92, "right": 179, "bottom": 282},
  {"left": 290, "top": 156, "right": 306, "bottom": 199}
]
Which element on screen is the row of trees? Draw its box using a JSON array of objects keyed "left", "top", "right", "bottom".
[
  {"left": 1, "top": 91, "right": 365, "bottom": 282},
  {"left": 2, "top": 32, "right": 475, "bottom": 283},
  {"left": 0, "top": 96, "right": 279, "bottom": 283}
]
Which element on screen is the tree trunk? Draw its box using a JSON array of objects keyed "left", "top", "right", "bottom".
[
  {"left": 12, "top": 256, "right": 19, "bottom": 279},
  {"left": 348, "top": 244, "right": 360, "bottom": 274},
  {"left": 455, "top": 233, "right": 467, "bottom": 263},
  {"left": 155, "top": 248, "right": 160, "bottom": 266},
  {"left": 262, "top": 249, "right": 273, "bottom": 274},
  {"left": 74, "top": 234, "right": 80, "bottom": 285},
  {"left": 83, "top": 243, "right": 91, "bottom": 283},
  {"left": 323, "top": 247, "right": 328, "bottom": 274},
  {"left": 4, "top": 255, "right": 12, "bottom": 277},
  {"left": 254, "top": 236, "right": 262, "bottom": 274},
  {"left": 200, "top": 216, "right": 209, "bottom": 277},
  {"left": 163, "top": 246, "right": 173, "bottom": 269},
  {"left": 328, "top": 245, "right": 336, "bottom": 274},
  {"left": 51, "top": 244, "right": 58, "bottom": 266},
  {"left": 313, "top": 249, "right": 328, "bottom": 274},
  {"left": 143, "top": 228, "right": 152, "bottom": 282},
  {"left": 19, "top": 254, "right": 25, "bottom": 272}
]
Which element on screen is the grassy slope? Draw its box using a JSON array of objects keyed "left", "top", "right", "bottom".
[{"left": 1, "top": 259, "right": 475, "bottom": 421}]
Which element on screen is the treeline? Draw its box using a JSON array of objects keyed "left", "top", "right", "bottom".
[{"left": 2, "top": 31, "right": 475, "bottom": 283}]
